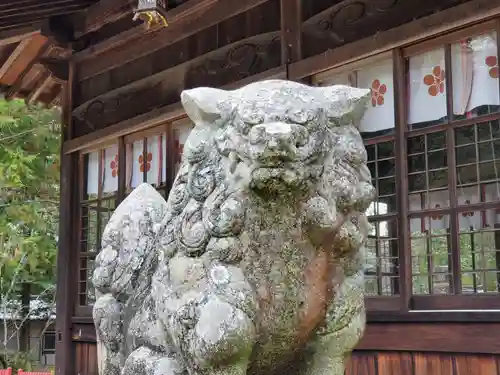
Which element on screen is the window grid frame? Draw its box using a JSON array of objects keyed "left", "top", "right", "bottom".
[
  {"left": 75, "top": 122, "right": 181, "bottom": 315},
  {"left": 315, "top": 20, "right": 500, "bottom": 312}
]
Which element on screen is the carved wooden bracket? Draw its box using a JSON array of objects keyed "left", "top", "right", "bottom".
[
  {"left": 185, "top": 35, "right": 281, "bottom": 88},
  {"left": 39, "top": 58, "right": 69, "bottom": 83}
]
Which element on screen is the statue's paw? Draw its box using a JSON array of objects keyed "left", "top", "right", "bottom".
[
  {"left": 332, "top": 220, "right": 365, "bottom": 256},
  {"left": 122, "top": 347, "right": 184, "bottom": 375},
  {"left": 336, "top": 181, "right": 376, "bottom": 215},
  {"left": 303, "top": 196, "right": 340, "bottom": 230},
  {"left": 93, "top": 293, "right": 123, "bottom": 346},
  {"left": 188, "top": 296, "right": 256, "bottom": 369}
]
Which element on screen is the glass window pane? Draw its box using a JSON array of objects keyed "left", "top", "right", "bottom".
[
  {"left": 365, "top": 219, "right": 399, "bottom": 296},
  {"left": 408, "top": 131, "right": 450, "bottom": 209},
  {"left": 459, "top": 211, "right": 500, "bottom": 294},
  {"left": 410, "top": 216, "right": 452, "bottom": 295},
  {"left": 365, "top": 141, "right": 397, "bottom": 215},
  {"left": 454, "top": 121, "right": 500, "bottom": 205}
]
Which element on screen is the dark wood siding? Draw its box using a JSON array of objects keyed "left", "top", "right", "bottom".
[
  {"left": 347, "top": 352, "right": 500, "bottom": 375},
  {"left": 75, "top": 342, "right": 98, "bottom": 375}
]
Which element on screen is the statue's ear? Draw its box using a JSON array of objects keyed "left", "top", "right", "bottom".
[
  {"left": 319, "top": 85, "right": 371, "bottom": 126},
  {"left": 181, "top": 87, "right": 232, "bottom": 125}
]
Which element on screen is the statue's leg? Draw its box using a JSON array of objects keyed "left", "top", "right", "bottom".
[
  {"left": 122, "top": 346, "right": 184, "bottom": 375},
  {"left": 303, "top": 268, "right": 366, "bottom": 375},
  {"left": 93, "top": 293, "right": 125, "bottom": 375},
  {"left": 186, "top": 294, "right": 256, "bottom": 375},
  {"left": 165, "top": 263, "right": 258, "bottom": 375}
]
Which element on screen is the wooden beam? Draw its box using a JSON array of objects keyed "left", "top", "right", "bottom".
[
  {"left": 0, "top": 34, "right": 48, "bottom": 86},
  {"left": 0, "top": 29, "right": 39, "bottom": 46},
  {"left": 26, "top": 71, "right": 52, "bottom": 105},
  {"left": 0, "top": 38, "right": 32, "bottom": 82},
  {"left": 357, "top": 322, "right": 500, "bottom": 354},
  {"left": 40, "top": 58, "right": 69, "bottom": 81},
  {"left": 280, "top": 0, "right": 302, "bottom": 65},
  {"left": 72, "top": 30, "right": 280, "bottom": 118},
  {"left": 75, "top": 0, "right": 270, "bottom": 80},
  {"left": 0, "top": 24, "right": 40, "bottom": 43},
  {"left": 78, "top": 0, "right": 136, "bottom": 36},
  {"left": 289, "top": 0, "right": 500, "bottom": 79},
  {"left": 74, "top": 0, "right": 218, "bottom": 63},
  {"left": 63, "top": 65, "right": 286, "bottom": 154},
  {"left": 4, "top": 40, "right": 50, "bottom": 100},
  {"left": 47, "top": 89, "right": 62, "bottom": 108}
]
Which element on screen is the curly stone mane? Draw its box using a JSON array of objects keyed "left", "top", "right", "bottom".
[
  {"left": 163, "top": 104, "right": 373, "bottom": 269},
  {"left": 163, "top": 125, "right": 247, "bottom": 264}
]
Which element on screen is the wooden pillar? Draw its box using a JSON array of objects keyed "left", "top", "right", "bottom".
[
  {"left": 280, "top": 0, "right": 302, "bottom": 71},
  {"left": 55, "top": 60, "right": 77, "bottom": 375}
]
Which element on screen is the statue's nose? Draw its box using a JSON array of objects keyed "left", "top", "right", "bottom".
[{"left": 249, "top": 123, "right": 308, "bottom": 153}]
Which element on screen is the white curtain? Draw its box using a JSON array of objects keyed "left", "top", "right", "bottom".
[
  {"left": 408, "top": 48, "right": 447, "bottom": 124},
  {"left": 357, "top": 58, "right": 395, "bottom": 133},
  {"left": 127, "top": 140, "right": 144, "bottom": 188},
  {"left": 126, "top": 134, "right": 167, "bottom": 188},
  {"left": 86, "top": 151, "right": 99, "bottom": 195},
  {"left": 147, "top": 135, "right": 163, "bottom": 185},
  {"left": 452, "top": 32, "right": 499, "bottom": 115},
  {"left": 86, "top": 145, "right": 119, "bottom": 195},
  {"left": 102, "top": 145, "right": 118, "bottom": 193}
]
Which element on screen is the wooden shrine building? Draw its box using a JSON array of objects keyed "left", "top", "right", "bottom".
[{"left": 1, "top": 0, "right": 500, "bottom": 374}]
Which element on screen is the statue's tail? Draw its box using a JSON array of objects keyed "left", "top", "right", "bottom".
[{"left": 91, "top": 183, "right": 170, "bottom": 375}]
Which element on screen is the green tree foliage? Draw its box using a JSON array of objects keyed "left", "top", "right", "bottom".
[{"left": 0, "top": 99, "right": 60, "bottom": 301}]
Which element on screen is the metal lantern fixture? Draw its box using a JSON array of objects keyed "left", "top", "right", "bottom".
[{"left": 133, "top": 0, "right": 169, "bottom": 28}]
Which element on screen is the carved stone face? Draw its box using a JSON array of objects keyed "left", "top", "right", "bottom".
[
  {"left": 217, "top": 107, "right": 329, "bottom": 194},
  {"left": 181, "top": 80, "right": 371, "bottom": 196}
]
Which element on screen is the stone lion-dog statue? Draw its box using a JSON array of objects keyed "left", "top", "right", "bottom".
[{"left": 92, "top": 79, "right": 375, "bottom": 375}]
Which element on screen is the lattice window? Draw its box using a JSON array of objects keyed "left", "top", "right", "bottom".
[
  {"left": 77, "top": 120, "right": 194, "bottom": 309},
  {"left": 404, "top": 29, "right": 500, "bottom": 305},
  {"left": 79, "top": 146, "right": 118, "bottom": 306},
  {"left": 313, "top": 22, "right": 500, "bottom": 311},
  {"left": 315, "top": 56, "right": 400, "bottom": 298},
  {"left": 365, "top": 141, "right": 399, "bottom": 296}
]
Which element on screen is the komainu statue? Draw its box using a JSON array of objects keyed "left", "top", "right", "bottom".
[{"left": 92, "top": 80, "right": 376, "bottom": 375}]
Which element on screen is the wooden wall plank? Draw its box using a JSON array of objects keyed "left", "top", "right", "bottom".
[
  {"left": 377, "top": 352, "right": 413, "bottom": 375},
  {"left": 413, "top": 353, "right": 454, "bottom": 375},
  {"left": 345, "top": 352, "right": 377, "bottom": 375},
  {"left": 356, "top": 323, "right": 500, "bottom": 354},
  {"left": 455, "top": 355, "right": 498, "bottom": 375}
]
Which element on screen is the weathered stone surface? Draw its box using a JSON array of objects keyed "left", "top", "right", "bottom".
[{"left": 93, "top": 79, "right": 375, "bottom": 375}]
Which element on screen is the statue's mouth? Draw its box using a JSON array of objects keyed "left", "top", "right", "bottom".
[
  {"left": 249, "top": 163, "right": 312, "bottom": 191},
  {"left": 226, "top": 150, "right": 321, "bottom": 193}
]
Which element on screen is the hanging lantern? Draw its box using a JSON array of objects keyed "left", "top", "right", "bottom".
[{"left": 133, "top": 0, "right": 169, "bottom": 28}]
